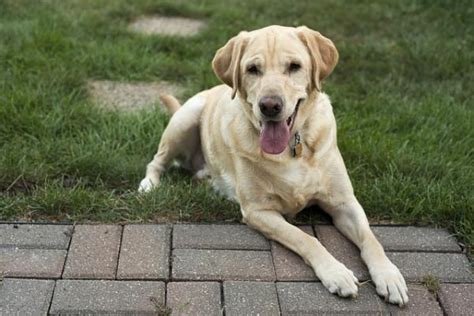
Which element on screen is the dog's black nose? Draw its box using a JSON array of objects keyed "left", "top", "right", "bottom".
[{"left": 259, "top": 96, "right": 283, "bottom": 118}]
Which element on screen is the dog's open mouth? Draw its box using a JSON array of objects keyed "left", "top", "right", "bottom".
[{"left": 259, "top": 99, "right": 303, "bottom": 155}]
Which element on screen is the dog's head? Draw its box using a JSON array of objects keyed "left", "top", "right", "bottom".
[{"left": 212, "top": 25, "right": 338, "bottom": 155}]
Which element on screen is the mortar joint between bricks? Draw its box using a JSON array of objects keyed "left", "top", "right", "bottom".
[
  {"left": 435, "top": 286, "right": 449, "bottom": 316},
  {"left": 113, "top": 225, "right": 125, "bottom": 279},
  {"left": 165, "top": 224, "right": 174, "bottom": 304},
  {"left": 273, "top": 281, "right": 283, "bottom": 315},
  {"left": 60, "top": 223, "right": 76, "bottom": 278},
  {"left": 46, "top": 279, "right": 57, "bottom": 315},
  {"left": 269, "top": 238, "right": 282, "bottom": 302},
  {"left": 51, "top": 223, "right": 75, "bottom": 316},
  {"left": 220, "top": 280, "right": 226, "bottom": 316}
]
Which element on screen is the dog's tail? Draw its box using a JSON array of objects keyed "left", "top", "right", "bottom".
[{"left": 159, "top": 93, "right": 181, "bottom": 114}]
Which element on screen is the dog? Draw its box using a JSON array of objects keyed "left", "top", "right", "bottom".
[{"left": 139, "top": 25, "right": 408, "bottom": 306}]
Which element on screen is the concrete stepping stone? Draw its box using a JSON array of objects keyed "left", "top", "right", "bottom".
[
  {"left": 88, "top": 80, "right": 183, "bottom": 112},
  {"left": 129, "top": 16, "right": 206, "bottom": 36},
  {"left": 0, "top": 278, "right": 55, "bottom": 315}
]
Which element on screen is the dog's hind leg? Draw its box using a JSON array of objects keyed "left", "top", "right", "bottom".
[{"left": 138, "top": 94, "right": 206, "bottom": 192}]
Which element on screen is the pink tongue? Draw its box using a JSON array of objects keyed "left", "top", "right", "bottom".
[{"left": 260, "top": 121, "right": 290, "bottom": 154}]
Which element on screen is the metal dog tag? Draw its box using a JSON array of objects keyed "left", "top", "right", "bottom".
[
  {"left": 291, "top": 132, "right": 303, "bottom": 158},
  {"left": 294, "top": 142, "right": 303, "bottom": 158}
]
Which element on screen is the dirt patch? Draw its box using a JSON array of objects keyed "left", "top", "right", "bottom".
[
  {"left": 129, "top": 16, "right": 206, "bottom": 37},
  {"left": 88, "top": 80, "right": 183, "bottom": 112}
]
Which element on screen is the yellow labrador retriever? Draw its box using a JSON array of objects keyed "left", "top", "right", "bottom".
[{"left": 139, "top": 25, "right": 408, "bottom": 306}]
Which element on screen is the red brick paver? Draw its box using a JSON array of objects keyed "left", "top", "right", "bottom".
[
  {"left": 1, "top": 223, "right": 472, "bottom": 314},
  {"left": 388, "top": 284, "right": 443, "bottom": 315},
  {"left": 63, "top": 225, "right": 121, "bottom": 279},
  {"left": 387, "top": 252, "right": 472, "bottom": 282},
  {"left": 271, "top": 225, "right": 317, "bottom": 281},
  {"left": 50, "top": 280, "right": 165, "bottom": 314},
  {"left": 173, "top": 224, "right": 269, "bottom": 250},
  {"left": 277, "top": 282, "right": 387, "bottom": 314},
  {"left": 0, "top": 224, "right": 72, "bottom": 249},
  {"left": 372, "top": 226, "right": 461, "bottom": 252},
  {"left": 0, "top": 278, "right": 55, "bottom": 315},
  {"left": 0, "top": 248, "right": 66, "bottom": 278},
  {"left": 438, "top": 284, "right": 474, "bottom": 316},
  {"left": 167, "top": 282, "right": 222, "bottom": 315},
  {"left": 117, "top": 224, "right": 170, "bottom": 280},
  {"left": 224, "top": 281, "right": 280, "bottom": 316},
  {"left": 172, "top": 249, "right": 276, "bottom": 281},
  {"left": 315, "top": 225, "right": 370, "bottom": 281}
]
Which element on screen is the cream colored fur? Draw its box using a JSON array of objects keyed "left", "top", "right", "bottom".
[{"left": 139, "top": 25, "right": 408, "bottom": 306}]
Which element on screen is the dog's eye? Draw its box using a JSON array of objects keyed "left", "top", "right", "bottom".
[
  {"left": 247, "top": 65, "right": 260, "bottom": 75},
  {"left": 288, "top": 62, "right": 301, "bottom": 73}
]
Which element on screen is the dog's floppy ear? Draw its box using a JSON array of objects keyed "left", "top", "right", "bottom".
[
  {"left": 297, "top": 26, "right": 338, "bottom": 91},
  {"left": 212, "top": 31, "right": 248, "bottom": 99}
]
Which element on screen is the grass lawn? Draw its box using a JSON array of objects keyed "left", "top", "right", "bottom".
[{"left": 0, "top": 1, "right": 472, "bottom": 254}]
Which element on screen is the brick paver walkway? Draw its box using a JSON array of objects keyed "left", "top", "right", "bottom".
[{"left": 0, "top": 223, "right": 472, "bottom": 315}]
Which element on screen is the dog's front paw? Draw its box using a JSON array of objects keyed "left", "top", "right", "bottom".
[
  {"left": 138, "top": 177, "right": 158, "bottom": 193},
  {"left": 316, "top": 259, "right": 359, "bottom": 298},
  {"left": 370, "top": 261, "right": 408, "bottom": 306}
]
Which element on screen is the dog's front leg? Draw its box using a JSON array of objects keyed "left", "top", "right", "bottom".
[
  {"left": 243, "top": 209, "right": 359, "bottom": 297},
  {"left": 322, "top": 197, "right": 409, "bottom": 306}
]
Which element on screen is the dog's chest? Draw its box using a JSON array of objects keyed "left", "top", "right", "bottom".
[
  {"left": 210, "top": 157, "right": 321, "bottom": 213},
  {"left": 275, "top": 159, "right": 321, "bottom": 210}
]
